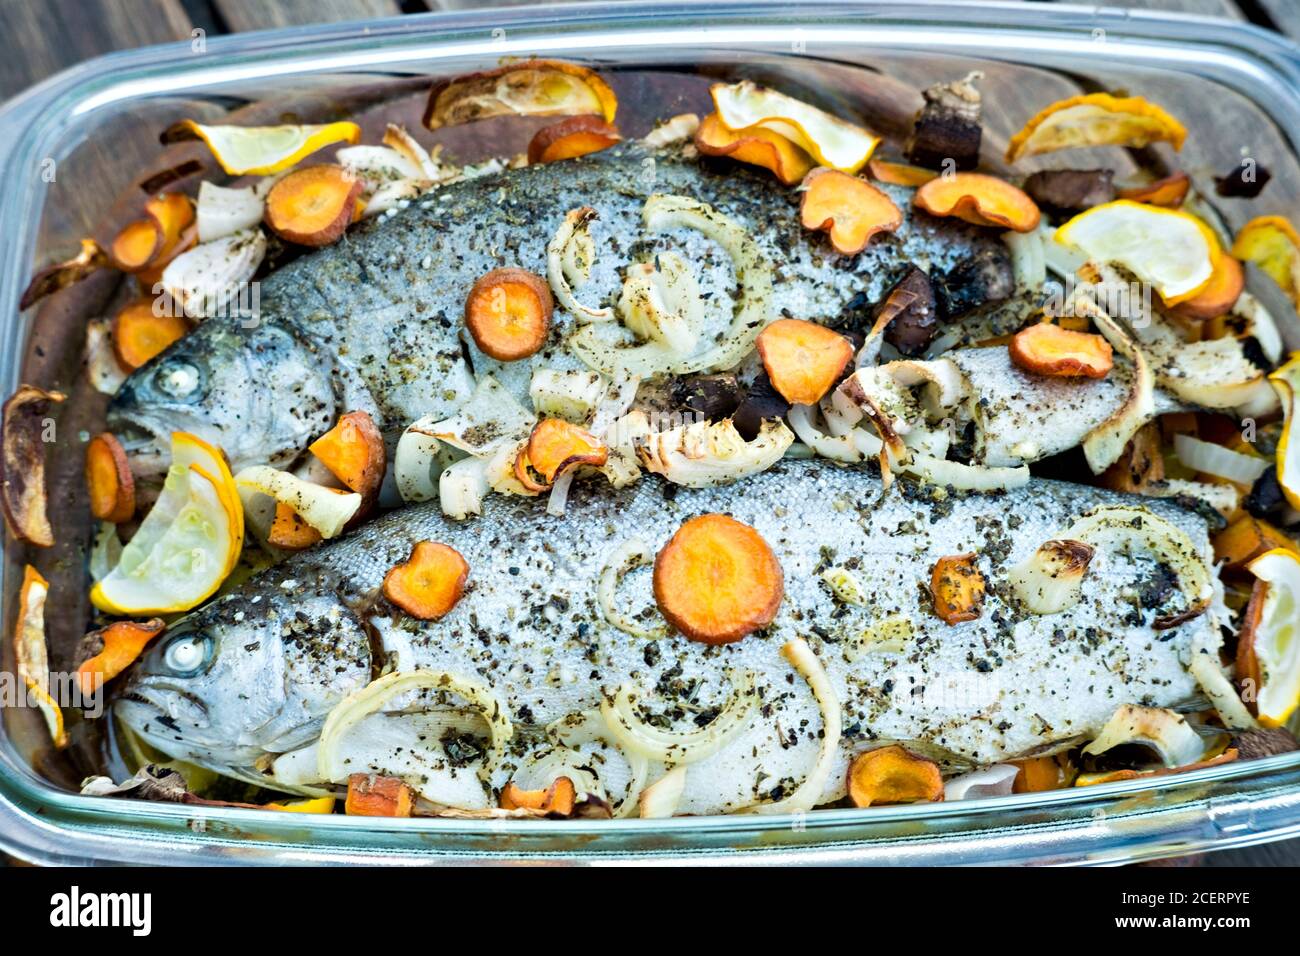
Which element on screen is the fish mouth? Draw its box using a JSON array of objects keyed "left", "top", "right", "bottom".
[
  {"left": 106, "top": 411, "right": 177, "bottom": 481},
  {"left": 116, "top": 681, "right": 211, "bottom": 730}
]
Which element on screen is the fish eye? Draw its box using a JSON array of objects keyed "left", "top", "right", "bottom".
[
  {"left": 161, "top": 631, "right": 214, "bottom": 676},
  {"left": 153, "top": 359, "right": 203, "bottom": 400}
]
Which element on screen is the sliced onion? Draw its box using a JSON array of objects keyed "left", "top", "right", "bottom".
[
  {"left": 1082, "top": 704, "right": 1206, "bottom": 768},
  {"left": 1191, "top": 604, "right": 1259, "bottom": 730},
  {"left": 1174, "top": 433, "right": 1270, "bottom": 485},
  {"left": 1144, "top": 479, "right": 1242, "bottom": 520},
  {"left": 1003, "top": 228, "right": 1046, "bottom": 294},
  {"left": 530, "top": 368, "right": 607, "bottom": 422},
  {"left": 904, "top": 453, "right": 1029, "bottom": 491},
  {"left": 1232, "top": 291, "right": 1283, "bottom": 366},
  {"left": 512, "top": 745, "right": 607, "bottom": 803},
  {"left": 597, "top": 538, "right": 665, "bottom": 639},
  {"left": 85, "top": 318, "right": 127, "bottom": 395},
  {"left": 429, "top": 375, "right": 535, "bottom": 456},
  {"left": 160, "top": 229, "right": 266, "bottom": 320},
  {"left": 394, "top": 415, "right": 442, "bottom": 503},
  {"left": 89, "top": 521, "right": 123, "bottom": 582},
  {"left": 1076, "top": 297, "right": 1156, "bottom": 474},
  {"left": 821, "top": 566, "right": 869, "bottom": 606},
  {"left": 1009, "top": 539, "right": 1094, "bottom": 614},
  {"left": 639, "top": 765, "right": 688, "bottom": 819},
  {"left": 618, "top": 251, "right": 702, "bottom": 355},
  {"left": 439, "top": 455, "right": 490, "bottom": 520},
  {"left": 318, "top": 670, "right": 512, "bottom": 784},
  {"left": 787, "top": 402, "right": 864, "bottom": 463},
  {"left": 641, "top": 113, "right": 700, "bottom": 149},
  {"left": 549, "top": 709, "right": 649, "bottom": 818},
  {"left": 547, "top": 207, "right": 612, "bottom": 322},
  {"left": 636, "top": 418, "right": 793, "bottom": 487},
  {"left": 234, "top": 465, "right": 360, "bottom": 538},
  {"left": 336, "top": 144, "right": 425, "bottom": 191},
  {"left": 601, "top": 670, "right": 758, "bottom": 765},
  {"left": 943, "top": 764, "right": 1019, "bottom": 801},
  {"left": 196, "top": 181, "right": 265, "bottom": 243},
  {"left": 755, "top": 638, "right": 841, "bottom": 814},
  {"left": 546, "top": 471, "right": 574, "bottom": 517}
]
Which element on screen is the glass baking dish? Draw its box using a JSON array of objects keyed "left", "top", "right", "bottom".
[{"left": 4, "top": 0, "right": 1300, "bottom": 865}]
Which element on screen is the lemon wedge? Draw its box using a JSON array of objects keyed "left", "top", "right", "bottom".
[
  {"left": 1055, "top": 201, "right": 1220, "bottom": 304},
  {"left": 1271, "top": 352, "right": 1300, "bottom": 510},
  {"left": 172, "top": 431, "right": 243, "bottom": 537},
  {"left": 1232, "top": 215, "right": 1300, "bottom": 305},
  {"left": 92, "top": 464, "right": 241, "bottom": 615},
  {"left": 1006, "top": 93, "right": 1186, "bottom": 163},
  {"left": 162, "top": 120, "right": 361, "bottom": 176},
  {"left": 710, "top": 81, "right": 880, "bottom": 174},
  {"left": 1243, "top": 548, "right": 1300, "bottom": 727}
]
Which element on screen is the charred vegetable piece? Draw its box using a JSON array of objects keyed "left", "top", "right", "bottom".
[
  {"left": 268, "top": 502, "right": 323, "bottom": 551},
  {"left": 1171, "top": 255, "right": 1244, "bottom": 322},
  {"left": 1009, "top": 322, "right": 1114, "bottom": 379},
  {"left": 308, "top": 410, "right": 386, "bottom": 501},
  {"left": 1230, "top": 726, "right": 1299, "bottom": 759},
  {"left": 345, "top": 773, "right": 413, "bottom": 817},
  {"left": 500, "top": 776, "right": 577, "bottom": 816},
  {"left": 85, "top": 433, "right": 135, "bottom": 523},
  {"left": 934, "top": 245, "right": 1015, "bottom": 318},
  {"left": 525, "top": 418, "right": 608, "bottom": 485},
  {"left": 731, "top": 372, "right": 790, "bottom": 442},
  {"left": 756, "top": 318, "right": 854, "bottom": 405},
  {"left": 653, "top": 513, "right": 783, "bottom": 645},
  {"left": 1, "top": 385, "right": 64, "bottom": 547},
  {"left": 112, "top": 299, "right": 188, "bottom": 371},
  {"left": 672, "top": 373, "right": 741, "bottom": 422},
  {"left": 878, "top": 265, "right": 939, "bottom": 357},
  {"left": 1023, "top": 169, "right": 1115, "bottom": 215},
  {"left": 1247, "top": 465, "right": 1287, "bottom": 519},
  {"left": 162, "top": 120, "right": 362, "bottom": 176},
  {"left": 464, "top": 267, "right": 554, "bottom": 361},
  {"left": 694, "top": 112, "right": 814, "bottom": 185},
  {"left": 1216, "top": 162, "right": 1271, "bottom": 199},
  {"left": 264, "top": 165, "right": 362, "bottom": 247},
  {"left": 799, "top": 167, "right": 902, "bottom": 255},
  {"left": 76, "top": 619, "right": 165, "bottom": 694},
  {"left": 383, "top": 540, "right": 470, "bottom": 621},
  {"left": 930, "top": 552, "right": 985, "bottom": 625},
  {"left": 423, "top": 60, "right": 617, "bottom": 130},
  {"left": 1099, "top": 422, "right": 1164, "bottom": 494},
  {"left": 914, "top": 172, "right": 1040, "bottom": 232},
  {"left": 20, "top": 239, "right": 108, "bottom": 310},
  {"left": 847, "top": 745, "right": 945, "bottom": 807},
  {"left": 905, "top": 72, "right": 983, "bottom": 172},
  {"left": 1117, "top": 171, "right": 1191, "bottom": 208},
  {"left": 528, "top": 116, "right": 621, "bottom": 165},
  {"left": 1212, "top": 515, "right": 1297, "bottom": 575}
]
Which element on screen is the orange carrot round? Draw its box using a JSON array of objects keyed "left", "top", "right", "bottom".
[
  {"left": 308, "top": 410, "right": 386, "bottom": 500},
  {"left": 800, "top": 167, "right": 902, "bottom": 255},
  {"left": 109, "top": 219, "right": 163, "bottom": 273},
  {"left": 345, "top": 773, "right": 413, "bottom": 817},
  {"left": 914, "top": 172, "right": 1041, "bottom": 232},
  {"left": 1171, "top": 255, "right": 1244, "bottom": 321},
  {"left": 500, "top": 776, "right": 576, "bottom": 816},
  {"left": 464, "top": 267, "right": 553, "bottom": 361},
  {"left": 112, "top": 298, "right": 188, "bottom": 370},
  {"left": 867, "top": 158, "right": 938, "bottom": 188},
  {"left": 526, "top": 418, "right": 608, "bottom": 485},
  {"left": 653, "top": 514, "right": 784, "bottom": 645},
  {"left": 929, "top": 552, "right": 985, "bottom": 625},
  {"left": 383, "top": 540, "right": 470, "bottom": 620},
  {"left": 847, "top": 746, "right": 944, "bottom": 807},
  {"left": 264, "top": 164, "right": 362, "bottom": 247},
  {"left": 527, "top": 116, "right": 621, "bottom": 165},
  {"left": 1117, "top": 170, "right": 1191, "bottom": 208},
  {"left": 756, "top": 318, "right": 854, "bottom": 406},
  {"left": 85, "top": 432, "right": 135, "bottom": 523},
  {"left": 268, "top": 501, "right": 323, "bottom": 551},
  {"left": 694, "top": 112, "right": 814, "bottom": 186},
  {"left": 1008, "top": 322, "right": 1114, "bottom": 379},
  {"left": 76, "top": 618, "right": 165, "bottom": 694}
]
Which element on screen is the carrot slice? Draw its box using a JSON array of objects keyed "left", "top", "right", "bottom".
[
  {"left": 1010, "top": 755, "right": 1070, "bottom": 792},
  {"left": 264, "top": 164, "right": 362, "bottom": 247},
  {"left": 345, "top": 773, "right": 413, "bottom": 817},
  {"left": 755, "top": 318, "right": 853, "bottom": 405},
  {"left": 109, "top": 218, "right": 162, "bottom": 273},
  {"left": 914, "top": 172, "right": 1041, "bottom": 232},
  {"left": 1235, "top": 577, "right": 1268, "bottom": 713},
  {"left": 1008, "top": 322, "right": 1114, "bottom": 379},
  {"left": 1117, "top": 170, "right": 1191, "bottom": 208},
  {"left": 693, "top": 112, "right": 815, "bottom": 186},
  {"left": 527, "top": 116, "right": 622, "bottom": 165},
  {"left": 500, "top": 776, "right": 576, "bottom": 816},
  {"left": 308, "top": 410, "right": 386, "bottom": 500},
  {"left": 464, "top": 267, "right": 553, "bottom": 361},
  {"left": 653, "top": 513, "right": 784, "bottom": 645},
  {"left": 1098, "top": 422, "right": 1164, "bottom": 494},
  {"left": 800, "top": 167, "right": 902, "bottom": 255},
  {"left": 383, "top": 540, "right": 470, "bottom": 621},
  {"left": 525, "top": 418, "right": 608, "bottom": 487},
  {"left": 85, "top": 432, "right": 135, "bottom": 523},
  {"left": 847, "top": 746, "right": 944, "bottom": 807},
  {"left": 1213, "top": 516, "right": 1298, "bottom": 575},
  {"left": 867, "top": 158, "right": 937, "bottom": 187},
  {"left": 268, "top": 501, "right": 323, "bottom": 550},
  {"left": 930, "top": 552, "right": 985, "bottom": 625},
  {"left": 1170, "top": 255, "right": 1244, "bottom": 322},
  {"left": 112, "top": 298, "right": 188, "bottom": 370},
  {"left": 76, "top": 618, "right": 165, "bottom": 694}
]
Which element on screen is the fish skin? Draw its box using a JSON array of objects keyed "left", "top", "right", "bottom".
[
  {"left": 116, "top": 460, "right": 1221, "bottom": 815},
  {"left": 106, "top": 142, "right": 1004, "bottom": 475}
]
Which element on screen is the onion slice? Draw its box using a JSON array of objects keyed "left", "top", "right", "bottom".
[
  {"left": 639, "top": 766, "right": 688, "bottom": 819},
  {"left": 547, "top": 206, "right": 612, "bottom": 322},
  {"left": 1174, "top": 433, "right": 1269, "bottom": 485},
  {"left": 597, "top": 538, "right": 666, "bottom": 639},
  {"left": 943, "top": 764, "right": 1019, "bottom": 801},
  {"left": 234, "top": 465, "right": 360, "bottom": 539},
  {"left": 754, "top": 638, "right": 841, "bottom": 814},
  {"left": 1082, "top": 704, "right": 1207, "bottom": 768},
  {"left": 601, "top": 670, "right": 757, "bottom": 765}
]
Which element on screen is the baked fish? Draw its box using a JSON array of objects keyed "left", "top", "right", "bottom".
[{"left": 115, "top": 460, "right": 1232, "bottom": 816}]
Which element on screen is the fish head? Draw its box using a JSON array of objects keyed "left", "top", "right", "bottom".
[
  {"left": 107, "top": 319, "right": 338, "bottom": 479},
  {"left": 114, "top": 583, "right": 372, "bottom": 772}
]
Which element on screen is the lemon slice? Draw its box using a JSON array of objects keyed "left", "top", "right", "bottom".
[
  {"left": 1055, "top": 201, "right": 1220, "bottom": 304},
  {"left": 92, "top": 465, "right": 239, "bottom": 615},
  {"left": 1271, "top": 352, "right": 1300, "bottom": 510},
  {"left": 1244, "top": 548, "right": 1300, "bottom": 727},
  {"left": 172, "top": 430, "right": 243, "bottom": 541},
  {"left": 1006, "top": 93, "right": 1186, "bottom": 163},
  {"left": 711, "top": 81, "right": 880, "bottom": 174},
  {"left": 1232, "top": 215, "right": 1300, "bottom": 305},
  {"left": 163, "top": 120, "right": 361, "bottom": 176}
]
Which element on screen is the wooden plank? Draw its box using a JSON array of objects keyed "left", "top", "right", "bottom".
[
  {"left": 0, "top": 0, "right": 193, "bottom": 101},
  {"left": 1257, "top": 0, "right": 1300, "bottom": 38},
  {"left": 214, "top": 0, "right": 402, "bottom": 33}
]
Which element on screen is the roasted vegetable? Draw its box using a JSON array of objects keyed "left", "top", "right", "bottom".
[
  {"left": 1023, "top": 169, "right": 1115, "bottom": 215},
  {"left": 383, "top": 540, "right": 470, "bottom": 621},
  {"left": 1009, "top": 322, "right": 1114, "bottom": 379},
  {"left": 929, "top": 552, "right": 985, "bottom": 625},
  {"left": 464, "top": 267, "right": 554, "bottom": 361},
  {"left": 847, "top": 745, "right": 944, "bottom": 806},
  {"left": 756, "top": 318, "right": 854, "bottom": 405},
  {"left": 799, "top": 167, "right": 902, "bottom": 255},
  {"left": 1, "top": 385, "right": 64, "bottom": 547},
  {"left": 905, "top": 72, "right": 983, "bottom": 171}
]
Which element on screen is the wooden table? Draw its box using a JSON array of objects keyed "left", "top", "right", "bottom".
[{"left": 0, "top": 0, "right": 1295, "bottom": 866}]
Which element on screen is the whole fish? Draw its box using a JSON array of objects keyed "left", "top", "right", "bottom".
[
  {"left": 107, "top": 140, "right": 1038, "bottom": 479},
  {"left": 116, "top": 460, "right": 1227, "bottom": 816}
]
